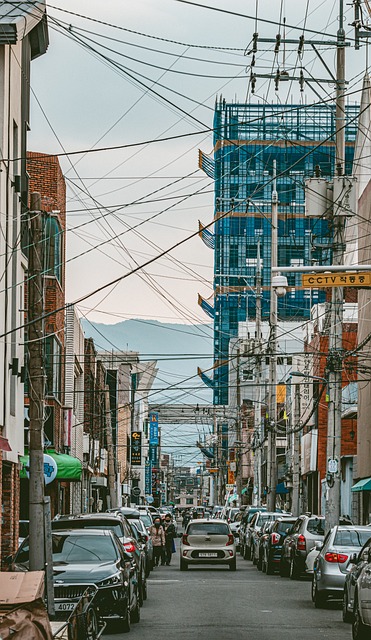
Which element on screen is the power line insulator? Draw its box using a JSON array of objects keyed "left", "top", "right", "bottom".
[
  {"left": 251, "top": 72, "right": 257, "bottom": 94},
  {"left": 299, "top": 69, "right": 305, "bottom": 92},
  {"left": 274, "top": 70, "right": 280, "bottom": 91},
  {"left": 298, "top": 35, "right": 305, "bottom": 56},
  {"left": 274, "top": 33, "right": 281, "bottom": 54}
]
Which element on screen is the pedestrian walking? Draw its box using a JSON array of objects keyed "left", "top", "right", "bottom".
[
  {"left": 163, "top": 514, "right": 176, "bottom": 566},
  {"left": 150, "top": 516, "right": 165, "bottom": 567},
  {"left": 182, "top": 510, "right": 191, "bottom": 528}
]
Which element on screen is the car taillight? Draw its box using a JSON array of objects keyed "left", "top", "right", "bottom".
[
  {"left": 226, "top": 534, "right": 234, "bottom": 546},
  {"left": 324, "top": 552, "right": 348, "bottom": 564},
  {"left": 271, "top": 532, "right": 280, "bottom": 545},
  {"left": 182, "top": 534, "right": 190, "bottom": 546},
  {"left": 124, "top": 542, "right": 136, "bottom": 553},
  {"left": 296, "top": 534, "right": 306, "bottom": 551}
]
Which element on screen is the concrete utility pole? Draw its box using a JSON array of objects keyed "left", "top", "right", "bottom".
[
  {"left": 28, "top": 192, "right": 46, "bottom": 572},
  {"left": 253, "top": 241, "right": 262, "bottom": 505},
  {"left": 292, "top": 384, "right": 301, "bottom": 517},
  {"left": 105, "top": 388, "right": 117, "bottom": 509},
  {"left": 267, "top": 162, "right": 278, "bottom": 512},
  {"left": 235, "top": 348, "right": 242, "bottom": 499},
  {"left": 325, "top": 0, "right": 346, "bottom": 532}
]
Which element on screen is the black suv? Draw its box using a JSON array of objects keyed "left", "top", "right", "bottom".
[
  {"left": 13, "top": 529, "right": 139, "bottom": 631},
  {"left": 53, "top": 512, "right": 147, "bottom": 605}
]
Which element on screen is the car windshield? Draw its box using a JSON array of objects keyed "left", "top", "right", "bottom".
[
  {"left": 53, "top": 520, "right": 123, "bottom": 538},
  {"left": 188, "top": 523, "right": 229, "bottom": 536},
  {"left": 276, "top": 520, "right": 296, "bottom": 534},
  {"left": 307, "top": 518, "right": 325, "bottom": 535},
  {"left": 16, "top": 533, "right": 117, "bottom": 565},
  {"left": 334, "top": 530, "right": 371, "bottom": 547},
  {"left": 140, "top": 514, "right": 152, "bottom": 527}
]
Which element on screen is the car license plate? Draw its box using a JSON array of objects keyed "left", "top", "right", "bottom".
[
  {"left": 55, "top": 602, "right": 75, "bottom": 612},
  {"left": 199, "top": 552, "right": 217, "bottom": 558}
]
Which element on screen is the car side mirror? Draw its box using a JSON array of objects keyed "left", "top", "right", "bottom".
[{"left": 315, "top": 541, "right": 323, "bottom": 551}]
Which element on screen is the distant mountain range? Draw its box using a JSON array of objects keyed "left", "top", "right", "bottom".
[
  {"left": 82, "top": 319, "right": 214, "bottom": 464},
  {"left": 82, "top": 318, "right": 213, "bottom": 405}
]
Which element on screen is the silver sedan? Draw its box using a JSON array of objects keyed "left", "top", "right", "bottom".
[{"left": 311, "top": 525, "right": 371, "bottom": 608}]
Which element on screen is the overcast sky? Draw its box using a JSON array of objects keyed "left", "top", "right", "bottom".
[{"left": 28, "top": 0, "right": 369, "bottom": 327}]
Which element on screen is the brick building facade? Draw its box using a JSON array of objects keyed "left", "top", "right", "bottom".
[{"left": 307, "top": 310, "right": 358, "bottom": 516}]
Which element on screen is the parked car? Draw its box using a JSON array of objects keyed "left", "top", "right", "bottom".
[
  {"left": 248, "top": 511, "right": 284, "bottom": 565},
  {"left": 261, "top": 516, "right": 297, "bottom": 575},
  {"left": 280, "top": 514, "right": 325, "bottom": 579},
  {"left": 239, "top": 507, "right": 268, "bottom": 559},
  {"left": 343, "top": 533, "right": 371, "bottom": 623},
  {"left": 13, "top": 529, "right": 140, "bottom": 631},
  {"left": 180, "top": 519, "right": 236, "bottom": 571},
  {"left": 255, "top": 520, "right": 275, "bottom": 570},
  {"left": 311, "top": 526, "right": 371, "bottom": 608},
  {"left": 53, "top": 512, "right": 147, "bottom": 606},
  {"left": 129, "top": 517, "right": 153, "bottom": 579},
  {"left": 352, "top": 545, "right": 371, "bottom": 639}
]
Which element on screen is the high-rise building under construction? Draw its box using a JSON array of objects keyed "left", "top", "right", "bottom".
[{"left": 198, "top": 101, "right": 358, "bottom": 405}]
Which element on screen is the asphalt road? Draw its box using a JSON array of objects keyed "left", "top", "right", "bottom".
[{"left": 103, "top": 549, "right": 351, "bottom": 640}]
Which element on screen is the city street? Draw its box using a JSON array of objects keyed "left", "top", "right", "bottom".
[{"left": 103, "top": 550, "right": 349, "bottom": 640}]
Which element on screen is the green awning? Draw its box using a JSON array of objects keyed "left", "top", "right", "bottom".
[
  {"left": 20, "top": 450, "right": 82, "bottom": 482},
  {"left": 351, "top": 477, "right": 371, "bottom": 492},
  {"left": 241, "top": 487, "right": 248, "bottom": 495}
]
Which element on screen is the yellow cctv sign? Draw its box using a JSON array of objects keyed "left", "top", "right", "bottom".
[{"left": 302, "top": 272, "right": 371, "bottom": 288}]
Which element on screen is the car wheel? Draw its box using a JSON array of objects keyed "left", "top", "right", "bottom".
[
  {"left": 266, "top": 560, "right": 274, "bottom": 576},
  {"left": 229, "top": 557, "right": 237, "bottom": 571},
  {"left": 240, "top": 543, "right": 245, "bottom": 557},
  {"left": 78, "top": 605, "right": 99, "bottom": 640},
  {"left": 279, "top": 558, "right": 289, "bottom": 577},
  {"left": 262, "top": 556, "right": 267, "bottom": 573},
  {"left": 257, "top": 552, "right": 262, "bottom": 571},
  {"left": 252, "top": 547, "right": 258, "bottom": 566},
  {"left": 243, "top": 544, "right": 250, "bottom": 561},
  {"left": 138, "top": 580, "right": 144, "bottom": 607},
  {"left": 131, "top": 592, "right": 141, "bottom": 624},
  {"left": 312, "top": 577, "right": 327, "bottom": 608},
  {"left": 343, "top": 589, "right": 353, "bottom": 623},
  {"left": 180, "top": 557, "right": 188, "bottom": 571},
  {"left": 289, "top": 556, "right": 300, "bottom": 580},
  {"left": 352, "top": 595, "right": 369, "bottom": 640},
  {"left": 121, "top": 599, "right": 131, "bottom": 633},
  {"left": 142, "top": 579, "right": 147, "bottom": 601}
]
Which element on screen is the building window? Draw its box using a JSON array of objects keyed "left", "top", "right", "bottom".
[
  {"left": 44, "top": 215, "right": 62, "bottom": 283},
  {"left": 45, "top": 335, "right": 61, "bottom": 400}
]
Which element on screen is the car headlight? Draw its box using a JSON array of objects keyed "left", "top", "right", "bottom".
[{"left": 97, "top": 572, "right": 123, "bottom": 587}]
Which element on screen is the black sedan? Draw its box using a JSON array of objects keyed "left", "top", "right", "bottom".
[
  {"left": 261, "top": 516, "right": 297, "bottom": 574},
  {"left": 12, "top": 528, "right": 140, "bottom": 632}
]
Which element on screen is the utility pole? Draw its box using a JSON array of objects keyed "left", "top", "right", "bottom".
[
  {"left": 292, "top": 384, "right": 301, "bottom": 517},
  {"left": 105, "top": 388, "right": 117, "bottom": 509},
  {"left": 235, "top": 348, "right": 242, "bottom": 499},
  {"left": 325, "top": 0, "right": 346, "bottom": 532},
  {"left": 28, "top": 192, "right": 46, "bottom": 572},
  {"left": 254, "top": 241, "right": 262, "bottom": 506},
  {"left": 267, "top": 162, "right": 278, "bottom": 512}
]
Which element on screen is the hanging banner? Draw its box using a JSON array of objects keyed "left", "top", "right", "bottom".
[
  {"left": 149, "top": 412, "right": 159, "bottom": 445},
  {"left": 149, "top": 444, "right": 158, "bottom": 466},
  {"left": 145, "top": 461, "right": 152, "bottom": 495},
  {"left": 131, "top": 431, "right": 142, "bottom": 466}
]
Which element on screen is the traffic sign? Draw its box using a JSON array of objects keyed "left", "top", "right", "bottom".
[
  {"left": 131, "top": 486, "right": 141, "bottom": 497},
  {"left": 327, "top": 458, "right": 339, "bottom": 474},
  {"left": 302, "top": 272, "right": 371, "bottom": 288}
]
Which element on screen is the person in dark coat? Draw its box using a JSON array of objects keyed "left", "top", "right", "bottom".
[{"left": 163, "top": 514, "right": 176, "bottom": 566}]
